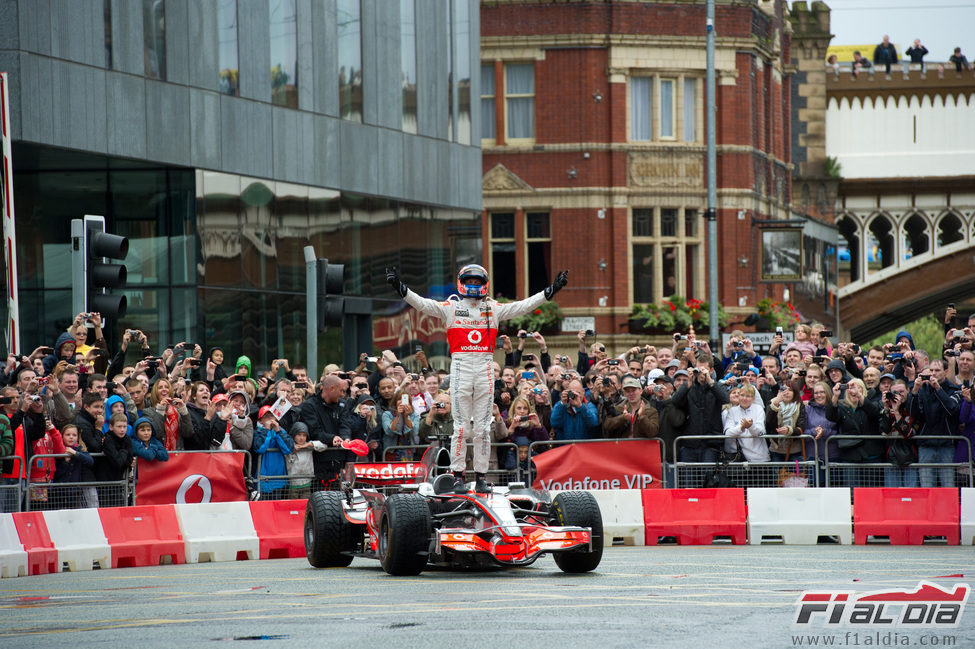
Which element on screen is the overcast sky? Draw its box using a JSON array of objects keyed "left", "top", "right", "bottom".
[{"left": 817, "top": 0, "right": 973, "bottom": 59}]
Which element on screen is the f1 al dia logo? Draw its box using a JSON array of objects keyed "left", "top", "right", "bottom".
[{"left": 794, "top": 582, "right": 970, "bottom": 628}]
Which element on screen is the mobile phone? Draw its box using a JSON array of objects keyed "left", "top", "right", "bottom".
[
  {"left": 521, "top": 371, "right": 535, "bottom": 380},
  {"left": 948, "top": 303, "right": 955, "bottom": 310},
  {"left": 775, "top": 327, "right": 783, "bottom": 334},
  {"left": 365, "top": 356, "right": 378, "bottom": 363},
  {"left": 294, "top": 381, "right": 308, "bottom": 389},
  {"left": 232, "top": 373, "right": 245, "bottom": 381},
  {"left": 0, "top": 396, "right": 13, "bottom": 405},
  {"left": 90, "top": 348, "right": 106, "bottom": 356},
  {"left": 607, "top": 359, "right": 620, "bottom": 366},
  {"left": 187, "top": 358, "right": 202, "bottom": 367},
  {"left": 837, "top": 383, "right": 849, "bottom": 389},
  {"left": 820, "top": 329, "right": 833, "bottom": 338},
  {"left": 401, "top": 394, "right": 410, "bottom": 406},
  {"left": 415, "top": 345, "right": 422, "bottom": 353},
  {"left": 39, "top": 346, "right": 53, "bottom": 354},
  {"left": 522, "top": 354, "right": 536, "bottom": 361}
]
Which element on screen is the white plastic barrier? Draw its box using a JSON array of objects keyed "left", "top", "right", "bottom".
[
  {"left": 962, "top": 488, "right": 975, "bottom": 546},
  {"left": 747, "top": 487, "right": 853, "bottom": 545},
  {"left": 42, "top": 509, "right": 111, "bottom": 571},
  {"left": 0, "top": 513, "right": 28, "bottom": 578},
  {"left": 175, "top": 502, "right": 259, "bottom": 563},
  {"left": 589, "top": 489, "right": 646, "bottom": 546}
]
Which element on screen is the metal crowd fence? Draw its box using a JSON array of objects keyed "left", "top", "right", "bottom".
[
  {"left": 674, "top": 435, "right": 820, "bottom": 490},
  {"left": 527, "top": 437, "right": 667, "bottom": 488},
  {"left": 23, "top": 453, "right": 133, "bottom": 512},
  {"left": 253, "top": 448, "right": 317, "bottom": 501},
  {"left": 824, "top": 435, "right": 973, "bottom": 489}
]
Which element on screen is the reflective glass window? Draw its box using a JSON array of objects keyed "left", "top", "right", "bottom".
[
  {"left": 218, "top": 0, "right": 239, "bottom": 96},
  {"left": 505, "top": 64, "right": 534, "bottom": 139},
  {"left": 143, "top": 0, "right": 166, "bottom": 80},
  {"left": 270, "top": 0, "right": 298, "bottom": 108},
  {"left": 660, "top": 79, "right": 675, "bottom": 138},
  {"left": 400, "top": 0, "right": 417, "bottom": 133},
  {"left": 480, "top": 63, "right": 496, "bottom": 141},
  {"left": 338, "top": 0, "right": 363, "bottom": 122},
  {"left": 454, "top": 0, "right": 471, "bottom": 145},
  {"left": 632, "top": 245, "right": 654, "bottom": 304},
  {"left": 683, "top": 77, "right": 696, "bottom": 142},
  {"left": 631, "top": 77, "right": 652, "bottom": 141}
]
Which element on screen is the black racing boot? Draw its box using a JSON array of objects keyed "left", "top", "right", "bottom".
[
  {"left": 452, "top": 472, "right": 468, "bottom": 494},
  {"left": 473, "top": 473, "right": 490, "bottom": 494}
]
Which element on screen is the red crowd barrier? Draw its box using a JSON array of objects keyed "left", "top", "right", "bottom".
[
  {"left": 853, "top": 488, "right": 960, "bottom": 545},
  {"left": 12, "top": 512, "right": 57, "bottom": 575},
  {"left": 642, "top": 488, "right": 747, "bottom": 545},
  {"left": 98, "top": 505, "right": 186, "bottom": 568},
  {"left": 248, "top": 500, "right": 306, "bottom": 560}
]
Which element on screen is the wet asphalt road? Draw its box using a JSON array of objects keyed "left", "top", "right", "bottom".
[{"left": 1, "top": 546, "right": 973, "bottom": 649}]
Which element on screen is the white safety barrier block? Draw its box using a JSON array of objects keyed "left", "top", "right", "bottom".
[
  {"left": 962, "top": 488, "right": 975, "bottom": 546},
  {"left": 588, "top": 489, "right": 645, "bottom": 546},
  {"left": 0, "top": 513, "right": 28, "bottom": 578},
  {"left": 42, "top": 509, "right": 111, "bottom": 571},
  {"left": 175, "top": 502, "right": 259, "bottom": 563},
  {"left": 747, "top": 487, "right": 853, "bottom": 545}
]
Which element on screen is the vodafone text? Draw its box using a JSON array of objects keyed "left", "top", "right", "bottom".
[{"left": 538, "top": 474, "right": 654, "bottom": 490}]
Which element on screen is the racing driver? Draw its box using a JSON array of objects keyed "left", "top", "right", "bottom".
[{"left": 386, "top": 264, "right": 568, "bottom": 493}]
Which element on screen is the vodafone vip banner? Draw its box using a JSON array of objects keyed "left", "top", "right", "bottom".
[
  {"left": 531, "top": 439, "right": 662, "bottom": 491},
  {"left": 136, "top": 452, "right": 248, "bottom": 505}
]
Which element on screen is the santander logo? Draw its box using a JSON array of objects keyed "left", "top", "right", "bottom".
[{"left": 176, "top": 474, "right": 214, "bottom": 504}]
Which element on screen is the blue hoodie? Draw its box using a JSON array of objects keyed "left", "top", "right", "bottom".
[
  {"left": 42, "top": 332, "right": 77, "bottom": 374},
  {"left": 895, "top": 330, "right": 916, "bottom": 350},
  {"left": 102, "top": 395, "right": 134, "bottom": 437},
  {"left": 253, "top": 424, "right": 294, "bottom": 492},
  {"left": 131, "top": 417, "right": 169, "bottom": 462}
]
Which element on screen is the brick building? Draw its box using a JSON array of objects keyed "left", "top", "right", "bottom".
[{"left": 479, "top": 0, "right": 798, "bottom": 342}]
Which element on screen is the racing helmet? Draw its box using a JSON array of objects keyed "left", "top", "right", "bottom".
[{"left": 456, "top": 264, "right": 490, "bottom": 298}]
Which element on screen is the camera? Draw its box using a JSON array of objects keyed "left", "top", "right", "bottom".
[
  {"left": 401, "top": 394, "right": 410, "bottom": 406},
  {"left": 797, "top": 370, "right": 807, "bottom": 377},
  {"left": 886, "top": 353, "right": 905, "bottom": 361},
  {"left": 532, "top": 386, "right": 545, "bottom": 395},
  {"left": 230, "top": 373, "right": 246, "bottom": 381},
  {"left": 607, "top": 359, "right": 619, "bottom": 366},
  {"left": 415, "top": 345, "right": 422, "bottom": 353},
  {"left": 585, "top": 329, "right": 595, "bottom": 337},
  {"left": 957, "top": 338, "right": 970, "bottom": 344},
  {"left": 602, "top": 377, "right": 611, "bottom": 387},
  {"left": 518, "top": 415, "right": 530, "bottom": 423},
  {"left": 837, "top": 383, "right": 849, "bottom": 389},
  {"left": 884, "top": 391, "right": 894, "bottom": 401},
  {"left": 567, "top": 390, "right": 578, "bottom": 400},
  {"left": 294, "top": 381, "right": 308, "bottom": 389},
  {"left": 36, "top": 377, "right": 49, "bottom": 386},
  {"left": 518, "top": 332, "right": 528, "bottom": 338},
  {"left": 693, "top": 340, "right": 705, "bottom": 348},
  {"left": 365, "top": 356, "right": 378, "bottom": 363},
  {"left": 948, "top": 303, "right": 956, "bottom": 310},
  {"left": 434, "top": 402, "right": 446, "bottom": 409},
  {"left": 106, "top": 381, "right": 116, "bottom": 391},
  {"left": 408, "top": 373, "right": 419, "bottom": 381},
  {"left": 820, "top": 329, "right": 833, "bottom": 338},
  {"left": 494, "top": 379, "right": 506, "bottom": 390},
  {"left": 558, "top": 355, "right": 568, "bottom": 363},
  {"left": 521, "top": 371, "right": 535, "bottom": 380},
  {"left": 29, "top": 395, "right": 42, "bottom": 403},
  {"left": 736, "top": 363, "right": 750, "bottom": 372},
  {"left": 77, "top": 364, "right": 90, "bottom": 374},
  {"left": 561, "top": 373, "right": 571, "bottom": 381},
  {"left": 944, "top": 350, "right": 960, "bottom": 357},
  {"left": 733, "top": 340, "right": 744, "bottom": 348},
  {"left": 187, "top": 358, "right": 202, "bottom": 367},
  {"left": 812, "top": 356, "right": 829, "bottom": 364},
  {"left": 691, "top": 368, "right": 700, "bottom": 374}
]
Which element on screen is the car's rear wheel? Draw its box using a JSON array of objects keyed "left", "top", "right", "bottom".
[
  {"left": 305, "top": 491, "right": 356, "bottom": 568},
  {"left": 378, "top": 493, "right": 432, "bottom": 576},
  {"left": 550, "top": 491, "right": 603, "bottom": 573}
]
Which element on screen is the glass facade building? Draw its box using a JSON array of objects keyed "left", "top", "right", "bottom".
[{"left": 2, "top": 0, "right": 482, "bottom": 369}]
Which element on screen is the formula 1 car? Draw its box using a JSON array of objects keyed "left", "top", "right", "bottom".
[{"left": 303, "top": 449, "right": 603, "bottom": 576}]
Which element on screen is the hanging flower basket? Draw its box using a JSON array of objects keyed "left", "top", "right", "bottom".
[
  {"left": 629, "top": 296, "right": 729, "bottom": 334},
  {"left": 496, "top": 298, "right": 564, "bottom": 334}
]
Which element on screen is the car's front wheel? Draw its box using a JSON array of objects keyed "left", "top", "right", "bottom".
[
  {"left": 305, "top": 491, "right": 356, "bottom": 568},
  {"left": 378, "top": 493, "right": 432, "bottom": 576},
  {"left": 550, "top": 491, "right": 603, "bottom": 573}
]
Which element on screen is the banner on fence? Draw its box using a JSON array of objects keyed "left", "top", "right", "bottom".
[
  {"left": 531, "top": 440, "right": 662, "bottom": 491},
  {"left": 136, "top": 453, "right": 247, "bottom": 504}
]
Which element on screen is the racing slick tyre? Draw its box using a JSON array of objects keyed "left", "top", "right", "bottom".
[
  {"left": 305, "top": 491, "right": 357, "bottom": 568},
  {"left": 550, "top": 491, "right": 603, "bottom": 573},
  {"left": 378, "top": 493, "right": 432, "bottom": 576}
]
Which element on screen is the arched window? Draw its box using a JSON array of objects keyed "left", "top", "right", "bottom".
[
  {"left": 866, "top": 214, "right": 895, "bottom": 274},
  {"left": 902, "top": 213, "right": 929, "bottom": 260},
  {"left": 937, "top": 212, "right": 964, "bottom": 247}
]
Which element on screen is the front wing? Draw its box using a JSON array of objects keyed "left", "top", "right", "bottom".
[{"left": 435, "top": 525, "right": 592, "bottom": 565}]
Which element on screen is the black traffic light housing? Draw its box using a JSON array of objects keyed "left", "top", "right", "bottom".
[
  {"left": 71, "top": 215, "right": 129, "bottom": 319},
  {"left": 317, "top": 258, "right": 345, "bottom": 330}
]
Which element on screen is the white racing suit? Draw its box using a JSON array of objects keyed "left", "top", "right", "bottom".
[{"left": 403, "top": 289, "right": 548, "bottom": 474}]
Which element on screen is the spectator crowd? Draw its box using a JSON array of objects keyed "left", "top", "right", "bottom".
[{"left": 2, "top": 303, "right": 973, "bottom": 512}]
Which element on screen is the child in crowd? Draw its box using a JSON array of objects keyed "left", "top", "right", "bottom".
[
  {"left": 29, "top": 414, "right": 65, "bottom": 508},
  {"left": 287, "top": 422, "right": 322, "bottom": 499},
  {"left": 98, "top": 412, "right": 134, "bottom": 507},
  {"left": 131, "top": 417, "right": 169, "bottom": 463},
  {"left": 102, "top": 394, "right": 133, "bottom": 437},
  {"left": 53, "top": 423, "right": 97, "bottom": 508},
  {"left": 513, "top": 435, "right": 535, "bottom": 484},
  {"left": 252, "top": 406, "right": 294, "bottom": 500}
]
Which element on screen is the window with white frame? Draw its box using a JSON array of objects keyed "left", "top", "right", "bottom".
[
  {"left": 629, "top": 75, "right": 700, "bottom": 143},
  {"left": 631, "top": 207, "right": 704, "bottom": 304},
  {"left": 505, "top": 63, "right": 535, "bottom": 140}
]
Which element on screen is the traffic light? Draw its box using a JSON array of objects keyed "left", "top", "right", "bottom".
[
  {"left": 317, "top": 258, "right": 345, "bottom": 330},
  {"left": 71, "top": 215, "right": 129, "bottom": 319}
]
